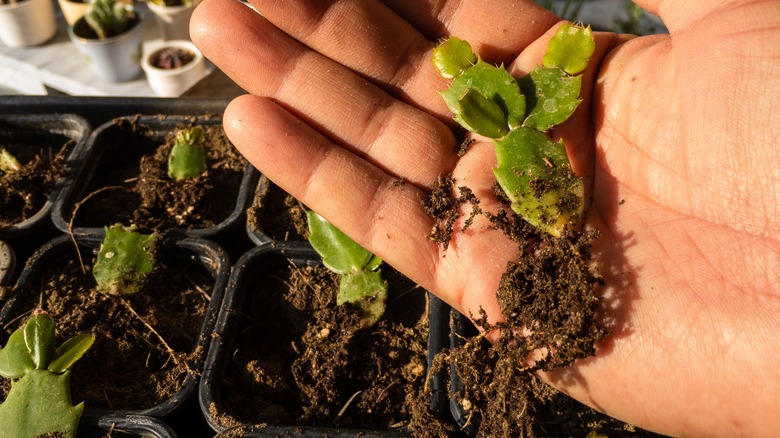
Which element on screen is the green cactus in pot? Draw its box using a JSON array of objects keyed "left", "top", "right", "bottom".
[
  {"left": 92, "top": 223, "right": 156, "bottom": 296},
  {"left": 83, "top": 0, "right": 137, "bottom": 39}
]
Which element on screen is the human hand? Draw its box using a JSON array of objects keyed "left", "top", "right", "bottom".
[{"left": 191, "top": 1, "right": 780, "bottom": 436}]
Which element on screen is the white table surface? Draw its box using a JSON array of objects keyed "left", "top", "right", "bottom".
[{"left": 0, "top": 0, "right": 212, "bottom": 97}]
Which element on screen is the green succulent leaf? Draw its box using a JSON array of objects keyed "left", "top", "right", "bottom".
[
  {"left": 93, "top": 224, "right": 156, "bottom": 296},
  {"left": 339, "top": 270, "right": 387, "bottom": 328},
  {"left": 543, "top": 23, "right": 595, "bottom": 75},
  {"left": 168, "top": 126, "right": 207, "bottom": 181},
  {"left": 457, "top": 89, "right": 510, "bottom": 139},
  {"left": 493, "top": 127, "right": 584, "bottom": 237},
  {"left": 306, "top": 210, "right": 377, "bottom": 274},
  {"left": 441, "top": 59, "right": 526, "bottom": 132},
  {"left": 520, "top": 66, "right": 582, "bottom": 131},
  {"left": 0, "top": 148, "right": 21, "bottom": 174},
  {"left": 432, "top": 36, "right": 477, "bottom": 79},
  {"left": 24, "top": 312, "right": 56, "bottom": 370},
  {"left": 0, "top": 370, "right": 84, "bottom": 438},
  {"left": 48, "top": 334, "right": 95, "bottom": 374},
  {"left": 0, "top": 326, "right": 35, "bottom": 379}
]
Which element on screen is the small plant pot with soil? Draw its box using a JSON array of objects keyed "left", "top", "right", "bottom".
[
  {"left": 0, "top": 232, "right": 231, "bottom": 418},
  {"left": 199, "top": 244, "right": 451, "bottom": 436},
  {"left": 0, "top": 113, "right": 91, "bottom": 240},
  {"left": 141, "top": 39, "right": 207, "bottom": 98},
  {"left": 245, "top": 174, "right": 311, "bottom": 248},
  {"left": 0, "top": 0, "right": 57, "bottom": 48},
  {"left": 57, "top": 0, "right": 133, "bottom": 26},
  {"left": 67, "top": 0, "right": 145, "bottom": 82},
  {"left": 146, "top": 0, "right": 200, "bottom": 41},
  {"left": 52, "top": 115, "right": 257, "bottom": 238}
]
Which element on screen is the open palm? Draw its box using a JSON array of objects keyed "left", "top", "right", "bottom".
[{"left": 191, "top": 1, "right": 780, "bottom": 435}]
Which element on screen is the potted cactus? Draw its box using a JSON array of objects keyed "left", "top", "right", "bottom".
[
  {"left": 57, "top": 0, "right": 132, "bottom": 26},
  {"left": 146, "top": 0, "right": 200, "bottom": 41},
  {"left": 67, "top": 0, "right": 145, "bottom": 82},
  {"left": 0, "top": 0, "right": 57, "bottom": 47},
  {"left": 141, "top": 39, "right": 207, "bottom": 97}
]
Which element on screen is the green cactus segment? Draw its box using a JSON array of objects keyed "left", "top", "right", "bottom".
[
  {"left": 456, "top": 89, "right": 510, "bottom": 139},
  {"left": 168, "top": 127, "right": 207, "bottom": 181},
  {"left": 85, "top": 0, "right": 135, "bottom": 40},
  {"left": 0, "top": 370, "right": 85, "bottom": 438},
  {"left": 432, "top": 36, "right": 477, "bottom": 80},
  {"left": 543, "top": 23, "right": 595, "bottom": 75},
  {"left": 440, "top": 59, "right": 526, "bottom": 135},
  {"left": 93, "top": 224, "right": 156, "bottom": 296},
  {"left": 520, "top": 67, "right": 582, "bottom": 132},
  {"left": 0, "top": 327, "right": 36, "bottom": 379},
  {"left": 0, "top": 148, "right": 21, "bottom": 174},
  {"left": 0, "top": 312, "right": 93, "bottom": 438},
  {"left": 338, "top": 270, "right": 387, "bottom": 328},
  {"left": 307, "top": 210, "right": 387, "bottom": 328},
  {"left": 494, "top": 128, "right": 584, "bottom": 237}
]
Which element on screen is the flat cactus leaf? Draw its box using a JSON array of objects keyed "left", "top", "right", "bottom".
[
  {"left": 48, "top": 334, "right": 95, "bottom": 374},
  {"left": 520, "top": 66, "right": 582, "bottom": 131},
  {"left": 441, "top": 59, "right": 526, "bottom": 132},
  {"left": 23, "top": 312, "right": 55, "bottom": 370},
  {"left": 338, "top": 270, "right": 387, "bottom": 328},
  {"left": 167, "top": 127, "right": 207, "bottom": 181},
  {"left": 0, "top": 328, "right": 35, "bottom": 379},
  {"left": 306, "top": 210, "right": 376, "bottom": 274},
  {"left": 457, "top": 89, "right": 511, "bottom": 139},
  {"left": 432, "top": 36, "right": 477, "bottom": 79},
  {"left": 543, "top": 23, "right": 595, "bottom": 75},
  {"left": 0, "top": 370, "right": 84, "bottom": 438},
  {"left": 493, "top": 127, "right": 584, "bottom": 237},
  {"left": 93, "top": 224, "right": 156, "bottom": 296}
]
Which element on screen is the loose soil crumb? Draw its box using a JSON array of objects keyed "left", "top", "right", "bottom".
[
  {"left": 0, "top": 134, "right": 72, "bottom": 228},
  {"left": 0, "top": 244, "right": 212, "bottom": 411},
  {"left": 246, "top": 179, "right": 309, "bottom": 242},
  {"left": 420, "top": 174, "right": 481, "bottom": 251},
  {"left": 213, "top": 261, "right": 446, "bottom": 435}
]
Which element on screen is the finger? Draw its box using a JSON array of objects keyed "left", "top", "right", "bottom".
[
  {"left": 248, "top": 0, "right": 452, "bottom": 119},
  {"left": 223, "top": 95, "right": 442, "bottom": 291},
  {"left": 380, "top": 0, "right": 559, "bottom": 63},
  {"left": 191, "top": 0, "right": 458, "bottom": 188}
]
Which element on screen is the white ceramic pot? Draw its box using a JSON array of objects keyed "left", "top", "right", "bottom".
[
  {"left": 141, "top": 39, "right": 206, "bottom": 97},
  {"left": 0, "top": 0, "right": 57, "bottom": 48},
  {"left": 146, "top": 0, "right": 199, "bottom": 40},
  {"left": 57, "top": 0, "right": 133, "bottom": 26},
  {"left": 67, "top": 9, "right": 145, "bottom": 82}
]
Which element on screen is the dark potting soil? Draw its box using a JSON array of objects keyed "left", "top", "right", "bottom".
[
  {"left": 70, "top": 119, "right": 246, "bottom": 232},
  {"left": 0, "top": 131, "right": 72, "bottom": 228},
  {"left": 211, "top": 262, "right": 448, "bottom": 435},
  {"left": 420, "top": 174, "right": 657, "bottom": 437},
  {"left": 246, "top": 179, "right": 309, "bottom": 242},
  {"left": 0, "top": 248, "right": 212, "bottom": 411}
]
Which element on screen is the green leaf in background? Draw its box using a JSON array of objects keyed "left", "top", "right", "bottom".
[
  {"left": 432, "top": 36, "right": 477, "bottom": 79},
  {"left": 520, "top": 66, "right": 582, "bottom": 131},
  {"left": 0, "top": 148, "right": 21, "bottom": 174},
  {"left": 339, "top": 270, "right": 387, "bottom": 328},
  {"left": 441, "top": 59, "right": 526, "bottom": 132},
  {"left": 543, "top": 23, "right": 595, "bottom": 75},
  {"left": 493, "top": 127, "right": 584, "bottom": 237},
  {"left": 306, "top": 210, "right": 376, "bottom": 274}
]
